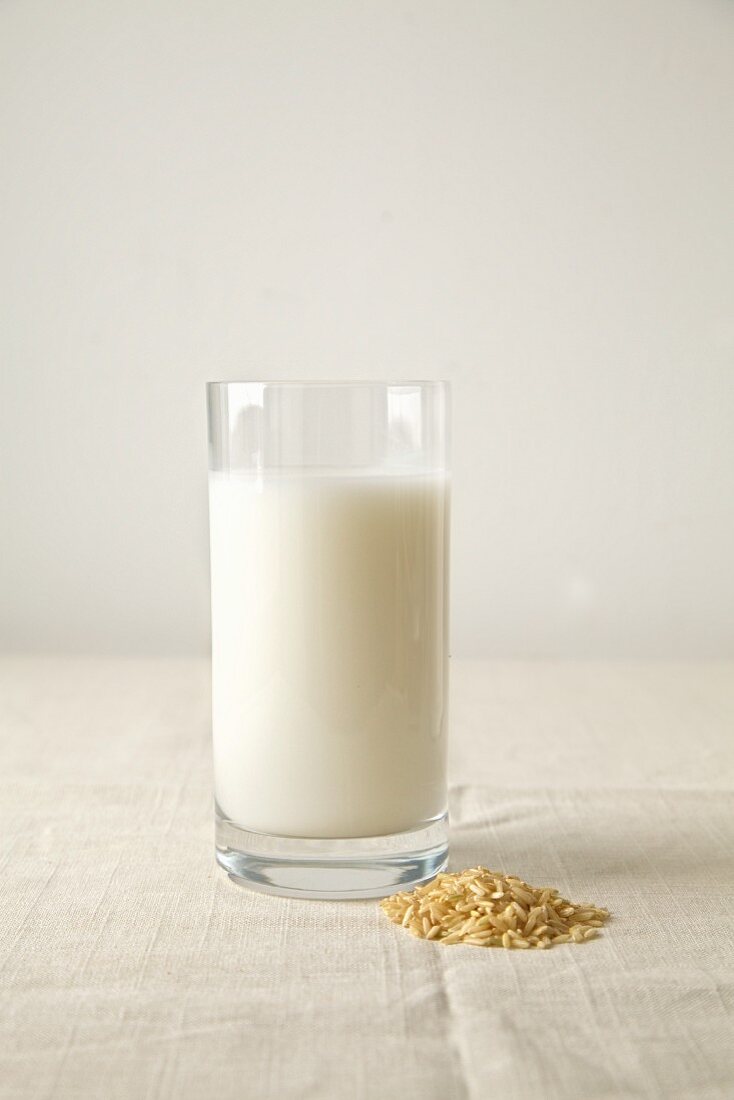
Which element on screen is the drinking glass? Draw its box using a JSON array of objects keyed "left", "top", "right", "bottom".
[{"left": 207, "top": 381, "right": 450, "bottom": 898}]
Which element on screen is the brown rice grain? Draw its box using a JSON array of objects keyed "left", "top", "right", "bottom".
[{"left": 380, "top": 867, "right": 609, "bottom": 951}]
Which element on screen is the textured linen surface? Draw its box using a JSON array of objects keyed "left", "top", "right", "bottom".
[{"left": 1, "top": 657, "right": 733, "bottom": 1100}]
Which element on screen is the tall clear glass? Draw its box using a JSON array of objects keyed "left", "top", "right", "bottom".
[{"left": 207, "top": 381, "right": 450, "bottom": 898}]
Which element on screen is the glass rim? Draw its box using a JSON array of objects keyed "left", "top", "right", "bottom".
[{"left": 205, "top": 379, "right": 450, "bottom": 389}]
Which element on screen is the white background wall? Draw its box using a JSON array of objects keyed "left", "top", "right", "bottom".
[{"left": 1, "top": 0, "right": 733, "bottom": 658}]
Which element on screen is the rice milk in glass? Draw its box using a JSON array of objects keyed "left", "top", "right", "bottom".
[{"left": 207, "top": 382, "right": 450, "bottom": 898}]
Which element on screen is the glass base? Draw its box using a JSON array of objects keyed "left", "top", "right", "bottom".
[{"left": 215, "top": 809, "right": 449, "bottom": 899}]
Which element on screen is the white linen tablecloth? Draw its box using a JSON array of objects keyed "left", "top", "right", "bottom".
[{"left": 1, "top": 657, "right": 733, "bottom": 1099}]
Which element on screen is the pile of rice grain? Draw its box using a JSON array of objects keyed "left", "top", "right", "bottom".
[{"left": 380, "top": 866, "right": 609, "bottom": 948}]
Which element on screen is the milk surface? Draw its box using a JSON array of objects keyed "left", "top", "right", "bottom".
[{"left": 209, "top": 471, "right": 449, "bottom": 838}]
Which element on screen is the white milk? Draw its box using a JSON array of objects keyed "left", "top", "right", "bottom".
[{"left": 209, "top": 471, "right": 449, "bottom": 838}]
